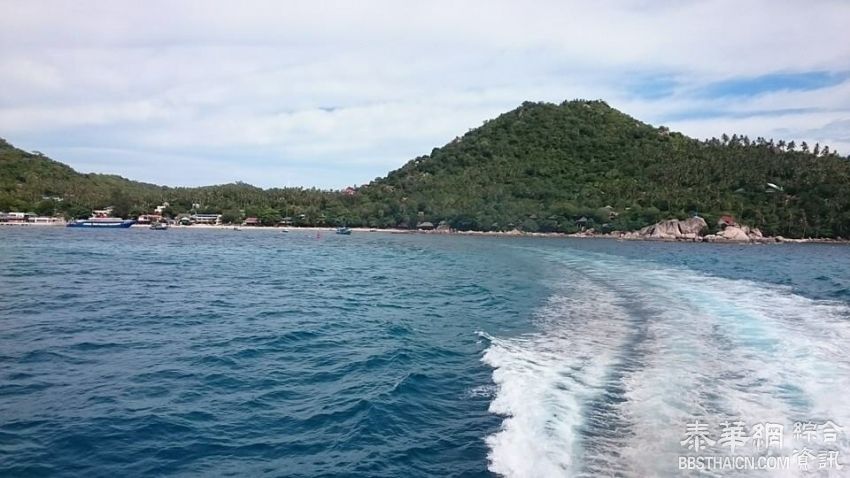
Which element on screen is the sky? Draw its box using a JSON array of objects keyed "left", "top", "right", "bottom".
[{"left": 1, "top": 0, "right": 849, "bottom": 189}]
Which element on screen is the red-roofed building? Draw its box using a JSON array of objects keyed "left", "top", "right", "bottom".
[{"left": 717, "top": 215, "right": 737, "bottom": 228}]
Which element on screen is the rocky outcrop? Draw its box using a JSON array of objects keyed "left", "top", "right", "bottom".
[
  {"left": 713, "top": 225, "right": 767, "bottom": 242},
  {"left": 626, "top": 216, "right": 708, "bottom": 240},
  {"left": 717, "top": 225, "right": 750, "bottom": 241},
  {"left": 571, "top": 216, "right": 787, "bottom": 243},
  {"left": 679, "top": 216, "right": 709, "bottom": 235},
  {"left": 703, "top": 225, "right": 767, "bottom": 243}
]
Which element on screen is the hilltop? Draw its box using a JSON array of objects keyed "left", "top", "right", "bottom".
[{"left": 2, "top": 100, "right": 849, "bottom": 237}]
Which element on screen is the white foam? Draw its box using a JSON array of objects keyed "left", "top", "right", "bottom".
[
  {"left": 480, "top": 275, "right": 634, "bottom": 477},
  {"left": 481, "top": 249, "right": 850, "bottom": 477}
]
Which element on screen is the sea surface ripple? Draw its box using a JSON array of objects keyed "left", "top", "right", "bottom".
[{"left": 1, "top": 228, "right": 849, "bottom": 477}]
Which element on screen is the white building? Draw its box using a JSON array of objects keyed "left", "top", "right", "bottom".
[
  {"left": 28, "top": 216, "right": 64, "bottom": 225},
  {"left": 191, "top": 214, "right": 222, "bottom": 225}
]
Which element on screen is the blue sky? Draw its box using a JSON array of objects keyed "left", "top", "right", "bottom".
[{"left": 1, "top": 0, "right": 849, "bottom": 189}]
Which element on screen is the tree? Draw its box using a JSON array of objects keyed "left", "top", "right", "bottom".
[
  {"left": 109, "top": 189, "right": 132, "bottom": 219},
  {"left": 257, "top": 207, "right": 281, "bottom": 226},
  {"left": 34, "top": 199, "right": 56, "bottom": 216},
  {"left": 220, "top": 209, "right": 243, "bottom": 224},
  {"left": 64, "top": 204, "right": 91, "bottom": 219}
]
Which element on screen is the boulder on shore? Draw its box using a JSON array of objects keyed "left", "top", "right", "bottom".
[
  {"left": 713, "top": 224, "right": 768, "bottom": 242},
  {"left": 679, "top": 216, "right": 709, "bottom": 235},
  {"left": 636, "top": 216, "right": 708, "bottom": 240},
  {"left": 717, "top": 225, "right": 750, "bottom": 241}
]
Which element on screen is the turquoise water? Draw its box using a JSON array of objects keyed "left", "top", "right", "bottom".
[{"left": 1, "top": 229, "right": 849, "bottom": 477}]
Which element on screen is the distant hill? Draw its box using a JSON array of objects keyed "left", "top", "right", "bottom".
[
  {"left": 2, "top": 100, "right": 849, "bottom": 237},
  {"left": 358, "top": 100, "right": 850, "bottom": 237},
  {"left": 0, "top": 138, "right": 331, "bottom": 222}
]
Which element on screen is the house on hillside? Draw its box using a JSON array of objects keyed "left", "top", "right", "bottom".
[{"left": 576, "top": 216, "right": 589, "bottom": 231}]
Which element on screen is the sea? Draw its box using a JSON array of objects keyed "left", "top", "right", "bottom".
[{"left": 1, "top": 228, "right": 849, "bottom": 477}]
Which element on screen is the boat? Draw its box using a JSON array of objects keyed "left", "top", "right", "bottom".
[
  {"left": 336, "top": 227, "right": 352, "bottom": 235},
  {"left": 150, "top": 222, "right": 169, "bottom": 230},
  {"left": 67, "top": 217, "right": 135, "bottom": 228}
]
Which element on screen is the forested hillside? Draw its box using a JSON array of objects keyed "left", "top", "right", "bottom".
[
  {"left": 2, "top": 100, "right": 849, "bottom": 237},
  {"left": 357, "top": 100, "right": 850, "bottom": 237}
]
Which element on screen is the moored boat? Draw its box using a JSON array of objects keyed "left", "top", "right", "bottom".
[
  {"left": 336, "top": 227, "right": 352, "bottom": 235},
  {"left": 150, "top": 222, "right": 169, "bottom": 230},
  {"left": 67, "top": 217, "right": 135, "bottom": 228}
]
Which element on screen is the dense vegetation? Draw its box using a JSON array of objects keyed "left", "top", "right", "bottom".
[{"left": 2, "top": 100, "right": 849, "bottom": 237}]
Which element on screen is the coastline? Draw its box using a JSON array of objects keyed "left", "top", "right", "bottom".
[
  {"left": 4, "top": 221, "right": 846, "bottom": 244},
  {"left": 140, "top": 223, "right": 850, "bottom": 244}
]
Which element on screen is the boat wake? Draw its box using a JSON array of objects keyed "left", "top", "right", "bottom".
[{"left": 480, "top": 250, "right": 850, "bottom": 477}]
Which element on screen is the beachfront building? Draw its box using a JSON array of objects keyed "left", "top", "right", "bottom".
[
  {"left": 0, "top": 213, "right": 64, "bottom": 225},
  {"left": 191, "top": 214, "right": 222, "bottom": 225},
  {"left": 28, "top": 216, "right": 64, "bottom": 225},
  {"left": 174, "top": 213, "right": 193, "bottom": 225},
  {"left": 1, "top": 212, "right": 28, "bottom": 223},
  {"left": 137, "top": 214, "right": 164, "bottom": 224},
  {"left": 243, "top": 217, "right": 260, "bottom": 226}
]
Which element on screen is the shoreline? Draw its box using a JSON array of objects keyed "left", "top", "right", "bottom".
[
  {"left": 3, "top": 222, "right": 846, "bottom": 244},
  {"left": 146, "top": 224, "right": 850, "bottom": 244}
]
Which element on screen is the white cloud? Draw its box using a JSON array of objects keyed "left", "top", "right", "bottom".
[{"left": 1, "top": 0, "right": 848, "bottom": 187}]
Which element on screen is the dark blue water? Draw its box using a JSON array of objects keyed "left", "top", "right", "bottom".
[{"left": 1, "top": 229, "right": 849, "bottom": 477}]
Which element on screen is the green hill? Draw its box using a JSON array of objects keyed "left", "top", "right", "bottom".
[
  {"left": 0, "top": 138, "right": 333, "bottom": 222},
  {"left": 357, "top": 100, "right": 850, "bottom": 237},
  {"left": 2, "top": 100, "right": 849, "bottom": 237}
]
